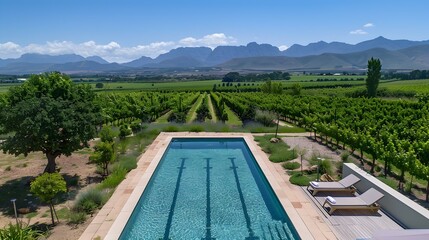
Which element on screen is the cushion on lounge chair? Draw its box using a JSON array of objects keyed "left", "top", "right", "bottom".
[
  {"left": 327, "top": 196, "right": 336, "bottom": 204},
  {"left": 338, "top": 174, "right": 361, "bottom": 188},
  {"left": 323, "top": 188, "right": 384, "bottom": 214}
]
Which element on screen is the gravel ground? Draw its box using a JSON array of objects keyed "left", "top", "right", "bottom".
[{"left": 281, "top": 136, "right": 344, "bottom": 171}]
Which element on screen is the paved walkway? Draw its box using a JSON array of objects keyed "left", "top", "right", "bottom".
[{"left": 80, "top": 132, "right": 337, "bottom": 240}]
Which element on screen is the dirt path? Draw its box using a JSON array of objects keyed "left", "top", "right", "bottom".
[
  {"left": 186, "top": 93, "right": 204, "bottom": 123},
  {"left": 207, "top": 94, "right": 218, "bottom": 122}
]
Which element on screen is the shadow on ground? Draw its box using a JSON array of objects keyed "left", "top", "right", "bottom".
[{"left": 0, "top": 174, "right": 84, "bottom": 217}]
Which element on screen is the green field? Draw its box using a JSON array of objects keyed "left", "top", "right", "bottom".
[
  {"left": 288, "top": 74, "right": 365, "bottom": 82},
  {"left": 380, "top": 79, "right": 429, "bottom": 93},
  {"left": 91, "top": 80, "right": 221, "bottom": 91}
]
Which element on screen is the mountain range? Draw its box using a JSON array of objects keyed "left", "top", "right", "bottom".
[{"left": 0, "top": 36, "right": 428, "bottom": 74}]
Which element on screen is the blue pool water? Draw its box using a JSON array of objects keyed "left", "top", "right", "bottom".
[{"left": 120, "top": 138, "right": 300, "bottom": 240}]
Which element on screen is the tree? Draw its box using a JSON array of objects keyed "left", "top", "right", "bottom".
[
  {"left": 366, "top": 57, "right": 382, "bottom": 97},
  {"left": 30, "top": 173, "right": 67, "bottom": 225},
  {"left": 260, "top": 80, "right": 283, "bottom": 94},
  {"left": 222, "top": 72, "right": 240, "bottom": 82},
  {"left": 291, "top": 83, "right": 302, "bottom": 96},
  {"left": 90, "top": 141, "right": 115, "bottom": 177},
  {"left": 0, "top": 72, "right": 101, "bottom": 173},
  {"left": 99, "top": 125, "right": 116, "bottom": 143},
  {"left": 95, "top": 82, "right": 104, "bottom": 89}
]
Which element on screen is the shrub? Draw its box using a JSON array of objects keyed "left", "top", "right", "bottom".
[
  {"left": 289, "top": 173, "right": 311, "bottom": 186},
  {"left": 254, "top": 110, "right": 276, "bottom": 127},
  {"left": 282, "top": 162, "right": 300, "bottom": 170},
  {"left": 117, "top": 138, "right": 130, "bottom": 154},
  {"left": 74, "top": 188, "right": 107, "bottom": 215},
  {"left": 0, "top": 223, "right": 44, "bottom": 240},
  {"left": 375, "top": 165, "right": 382, "bottom": 172},
  {"left": 319, "top": 159, "right": 333, "bottom": 175},
  {"left": 98, "top": 167, "right": 127, "bottom": 189},
  {"left": 119, "top": 124, "right": 132, "bottom": 139},
  {"left": 5, "top": 166, "right": 11, "bottom": 171},
  {"left": 163, "top": 125, "right": 179, "bottom": 132},
  {"left": 68, "top": 211, "right": 87, "bottom": 225},
  {"left": 95, "top": 82, "right": 104, "bottom": 89},
  {"left": 111, "top": 156, "right": 137, "bottom": 172},
  {"left": 340, "top": 151, "right": 350, "bottom": 162},
  {"left": 269, "top": 151, "right": 297, "bottom": 163},
  {"left": 99, "top": 126, "right": 116, "bottom": 143},
  {"left": 130, "top": 122, "right": 143, "bottom": 133},
  {"left": 188, "top": 125, "right": 204, "bottom": 132}
]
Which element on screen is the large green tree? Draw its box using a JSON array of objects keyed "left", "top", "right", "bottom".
[
  {"left": 366, "top": 57, "right": 382, "bottom": 97},
  {"left": 0, "top": 72, "right": 101, "bottom": 173}
]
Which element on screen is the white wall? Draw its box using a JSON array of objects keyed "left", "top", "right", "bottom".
[{"left": 343, "top": 163, "right": 429, "bottom": 229}]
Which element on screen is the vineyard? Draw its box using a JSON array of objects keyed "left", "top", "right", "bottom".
[{"left": 91, "top": 87, "right": 429, "bottom": 201}]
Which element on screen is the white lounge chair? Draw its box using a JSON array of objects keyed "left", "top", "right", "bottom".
[
  {"left": 322, "top": 188, "right": 384, "bottom": 214},
  {"left": 307, "top": 174, "right": 360, "bottom": 196}
]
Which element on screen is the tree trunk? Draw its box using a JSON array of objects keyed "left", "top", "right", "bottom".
[
  {"left": 384, "top": 161, "right": 388, "bottom": 178},
  {"left": 426, "top": 181, "right": 429, "bottom": 202},
  {"left": 44, "top": 153, "right": 58, "bottom": 173},
  {"left": 49, "top": 203, "right": 55, "bottom": 225},
  {"left": 398, "top": 169, "right": 405, "bottom": 190},
  {"left": 370, "top": 155, "right": 376, "bottom": 174},
  {"left": 53, "top": 204, "right": 59, "bottom": 223}
]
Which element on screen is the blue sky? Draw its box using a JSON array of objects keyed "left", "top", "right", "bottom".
[{"left": 1, "top": 0, "right": 428, "bottom": 62}]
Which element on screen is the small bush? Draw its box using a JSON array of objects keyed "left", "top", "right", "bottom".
[
  {"left": 188, "top": 125, "right": 204, "bottom": 132},
  {"left": 117, "top": 138, "right": 130, "bottom": 154},
  {"left": 68, "top": 211, "right": 87, "bottom": 225},
  {"left": 111, "top": 156, "right": 137, "bottom": 172},
  {"left": 74, "top": 188, "right": 107, "bottom": 214},
  {"left": 269, "top": 151, "right": 297, "bottom": 163},
  {"left": 98, "top": 167, "right": 127, "bottom": 189},
  {"left": 341, "top": 152, "right": 349, "bottom": 162},
  {"left": 0, "top": 223, "right": 44, "bottom": 239},
  {"left": 130, "top": 122, "right": 143, "bottom": 133},
  {"left": 289, "top": 173, "right": 311, "bottom": 186},
  {"left": 375, "top": 165, "right": 382, "bottom": 172},
  {"left": 163, "top": 125, "right": 179, "bottom": 132},
  {"left": 68, "top": 174, "right": 80, "bottom": 187},
  {"left": 5, "top": 166, "right": 11, "bottom": 171},
  {"left": 119, "top": 124, "right": 132, "bottom": 139},
  {"left": 319, "top": 159, "right": 333, "bottom": 175},
  {"left": 282, "top": 162, "right": 300, "bottom": 170},
  {"left": 254, "top": 110, "right": 276, "bottom": 127}
]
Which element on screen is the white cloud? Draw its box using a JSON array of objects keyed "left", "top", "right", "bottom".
[
  {"left": 0, "top": 33, "right": 236, "bottom": 63},
  {"left": 350, "top": 29, "right": 368, "bottom": 35},
  {"left": 179, "top": 33, "right": 236, "bottom": 48},
  {"left": 278, "top": 45, "right": 289, "bottom": 51},
  {"left": 363, "top": 23, "right": 374, "bottom": 28}
]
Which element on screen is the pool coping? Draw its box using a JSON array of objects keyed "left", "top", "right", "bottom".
[{"left": 80, "top": 132, "right": 337, "bottom": 240}]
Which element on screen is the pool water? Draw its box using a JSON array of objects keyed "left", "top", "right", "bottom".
[{"left": 120, "top": 138, "right": 300, "bottom": 240}]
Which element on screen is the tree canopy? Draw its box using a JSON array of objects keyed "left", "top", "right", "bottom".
[
  {"left": 0, "top": 72, "right": 101, "bottom": 173},
  {"left": 366, "top": 57, "right": 382, "bottom": 97}
]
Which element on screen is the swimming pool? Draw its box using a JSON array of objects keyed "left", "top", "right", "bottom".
[{"left": 119, "top": 138, "right": 300, "bottom": 239}]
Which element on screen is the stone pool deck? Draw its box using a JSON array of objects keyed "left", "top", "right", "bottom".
[{"left": 79, "top": 132, "right": 338, "bottom": 240}]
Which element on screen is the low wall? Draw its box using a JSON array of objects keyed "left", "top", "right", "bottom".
[{"left": 343, "top": 163, "right": 429, "bottom": 229}]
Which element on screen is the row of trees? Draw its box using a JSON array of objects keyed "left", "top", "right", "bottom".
[
  {"left": 222, "top": 71, "right": 291, "bottom": 82},
  {"left": 222, "top": 91, "right": 429, "bottom": 200}
]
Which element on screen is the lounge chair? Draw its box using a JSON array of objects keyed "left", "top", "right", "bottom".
[
  {"left": 306, "top": 174, "right": 360, "bottom": 195},
  {"left": 322, "top": 188, "right": 384, "bottom": 214}
]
